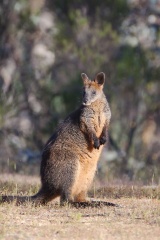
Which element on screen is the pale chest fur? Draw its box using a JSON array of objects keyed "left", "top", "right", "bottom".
[
  {"left": 92, "top": 109, "right": 107, "bottom": 137},
  {"left": 72, "top": 97, "right": 111, "bottom": 197},
  {"left": 91, "top": 100, "right": 110, "bottom": 137}
]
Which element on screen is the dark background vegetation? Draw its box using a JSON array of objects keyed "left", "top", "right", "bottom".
[{"left": 0, "top": 0, "right": 160, "bottom": 184}]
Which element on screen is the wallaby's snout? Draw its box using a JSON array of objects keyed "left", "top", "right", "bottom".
[
  {"left": 82, "top": 98, "right": 90, "bottom": 106},
  {"left": 82, "top": 90, "right": 91, "bottom": 106}
]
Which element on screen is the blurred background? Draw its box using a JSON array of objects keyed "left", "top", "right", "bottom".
[{"left": 0, "top": 0, "right": 160, "bottom": 184}]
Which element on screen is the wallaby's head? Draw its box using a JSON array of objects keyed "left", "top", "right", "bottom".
[{"left": 81, "top": 72, "right": 105, "bottom": 106}]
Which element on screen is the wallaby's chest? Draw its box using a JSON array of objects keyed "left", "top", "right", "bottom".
[{"left": 92, "top": 111, "right": 106, "bottom": 136}]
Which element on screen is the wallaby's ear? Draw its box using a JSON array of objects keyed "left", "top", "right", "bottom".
[
  {"left": 81, "top": 73, "right": 89, "bottom": 84},
  {"left": 95, "top": 72, "right": 105, "bottom": 86}
]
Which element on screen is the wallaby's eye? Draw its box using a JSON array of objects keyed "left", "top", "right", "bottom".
[{"left": 92, "top": 90, "right": 96, "bottom": 95}]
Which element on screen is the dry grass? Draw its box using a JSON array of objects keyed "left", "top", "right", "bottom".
[{"left": 0, "top": 174, "right": 160, "bottom": 240}]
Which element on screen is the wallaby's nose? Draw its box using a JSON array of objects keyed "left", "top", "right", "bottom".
[
  {"left": 83, "top": 99, "right": 88, "bottom": 104},
  {"left": 82, "top": 98, "right": 91, "bottom": 106}
]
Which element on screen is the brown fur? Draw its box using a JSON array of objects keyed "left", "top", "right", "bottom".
[{"left": 1, "top": 72, "right": 113, "bottom": 207}]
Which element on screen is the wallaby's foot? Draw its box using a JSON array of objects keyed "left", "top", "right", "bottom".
[{"left": 70, "top": 200, "right": 120, "bottom": 208}]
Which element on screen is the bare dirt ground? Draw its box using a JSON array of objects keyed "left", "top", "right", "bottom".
[{"left": 0, "top": 174, "right": 160, "bottom": 240}]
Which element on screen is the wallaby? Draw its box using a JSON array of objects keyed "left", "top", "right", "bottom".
[{"left": 1, "top": 72, "right": 115, "bottom": 207}]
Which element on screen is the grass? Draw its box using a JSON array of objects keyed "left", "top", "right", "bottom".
[{"left": 0, "top": 174, "right": 160, "bottom": 240}]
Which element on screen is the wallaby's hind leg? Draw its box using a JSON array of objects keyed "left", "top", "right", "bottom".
[
  {"left": 60, "top": 171, "right": 77, "bottom": 206},
  {"left": 58, "top": 153, "right": 79, "bottom": 206}
]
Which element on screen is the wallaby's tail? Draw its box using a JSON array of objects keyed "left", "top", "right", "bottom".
[
  {"left": 0, "top": 188, "right": 57, "bottom": 205},
  {"left": 0, "top": 189, "right": 45, "bottom": 205},
  {"left": 0, "top": 195, "right": 33, "bottom": 205},
  {"left": 0, "top": 194, "right": 45, "bottom": 205}
]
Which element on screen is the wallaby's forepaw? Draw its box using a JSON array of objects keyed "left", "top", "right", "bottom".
[
  {"left": 93, "top": 138, "right": 100, "bottom": 149},
  {"left": 99, "top": 136, "right": 107, "bottom": 145}
]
